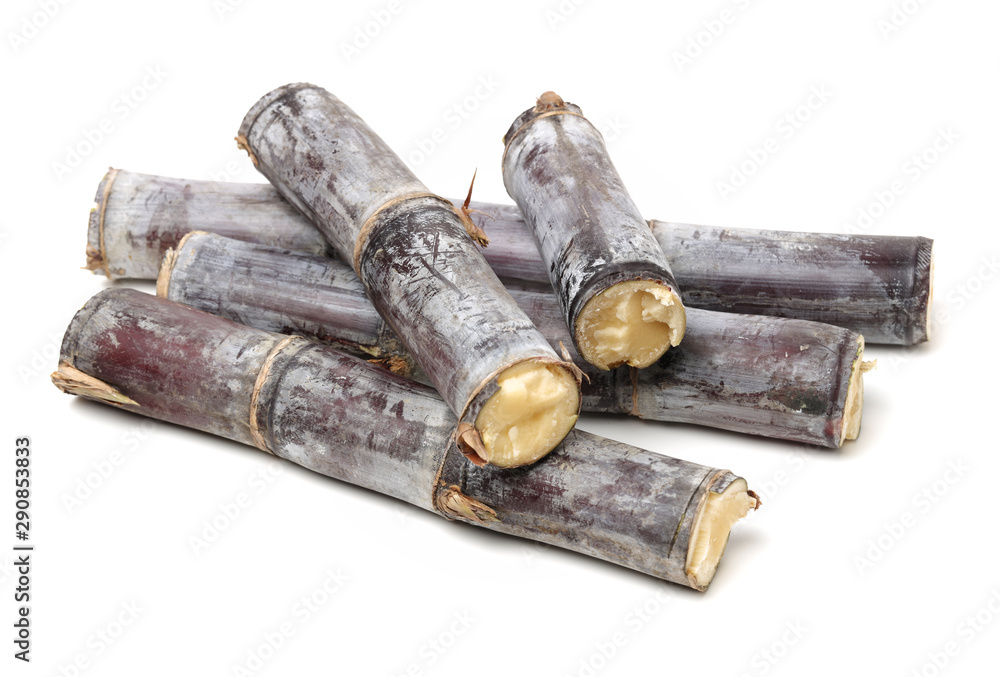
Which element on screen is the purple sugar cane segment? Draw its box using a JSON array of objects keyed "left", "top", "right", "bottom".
[
  {"left": 235, "top": 83, "right": 580, "bottom": 469},
  {"left": 161, "top": 233, "right": 868, "bottom": 448},
  {"left": 475, "top": 202, "right": 933, "bottom": 347},
  {"left": 51, "top": 288, "right": 758, "bottom": 590},
  {"left": 84, "top": 168, "right": 332, "bottom": 278},
  {"left": 501, "top": 92, "right": 686, "bottom": 370},
  {"left": 84, "top": 170, "right": 933, "bottom": 345}
]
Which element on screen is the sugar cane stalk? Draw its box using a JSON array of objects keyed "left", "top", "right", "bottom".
[
  {"left": 161, "top": 232, "right": 869, "bottom": 448},
  {"left": 236, "top": 83, "right": 580, "bottom": 468},
  {"left": 85, "top": 169, "right": 932, "bottom": 346},
  {"left": 502, "top": 92, "right": 686, "bottom": 370},
  {"left": 52, "top": 288, "right": 758, "bottom": 590}
]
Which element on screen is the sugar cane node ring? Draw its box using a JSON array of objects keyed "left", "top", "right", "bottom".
[
  {"left": 155, "top": 230, "right": 209, "bottom": 299},
  {"left": 433, "top": 431, "right": 499, "bottom": 523},
  {"left": 249, "top": 335, "right": 308, "bottom": 453},
  {"left": 351, "top": 192, "right": 450, "bottom": 274}
]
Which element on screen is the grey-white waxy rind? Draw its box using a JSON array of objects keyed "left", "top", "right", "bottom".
[
  {"left": 85, "top": 169, "right": 932, "bottom": 345},
  {"left": 163, "top": 233, "right": 867, "bottom": 448},
  {"left": 236, "top": 84, "right": 580, "bottom": 467},
  {"left": 501, "top": 96, "right": 685, "bottom": 368}
]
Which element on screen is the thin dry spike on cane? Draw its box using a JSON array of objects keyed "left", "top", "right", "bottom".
[{"left": 456, "top": 169, "right": 492, "bottom": 247}]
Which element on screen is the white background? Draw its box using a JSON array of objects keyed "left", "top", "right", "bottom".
[{"left": 2, "top": 1, "right": 999, "bottom": 675}]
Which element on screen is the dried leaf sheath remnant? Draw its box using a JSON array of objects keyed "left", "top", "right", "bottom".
[
  {"left": 456, "top": 169, "right": 492, "bottom": 247},
  {"left": 163, "top": 233, "right": 869, "bottom": 448},
  {"left": 502, "top": 92, "right": 686, "bottom": 369},
  {"left": 234, "top": 134, "right": 258, "bottom": 167},
  {"left": 85, "top": 169, "right": 934, "bottom": 345},
  {"left": 51, "top": 362, "right": 137, "bottom": 407},
  {"left": 438, "top": 486, "right": 499, "bottom": 523},
  {"left": 237, "top": 84, "right": 580, "bottom": 468},
  {"left": 52, "top": 289, "right": 756, "bottom": 590}
]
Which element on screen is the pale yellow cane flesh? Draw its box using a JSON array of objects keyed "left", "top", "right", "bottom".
[
  {"left": 575, "top": 280, "right": 686, "bottom": 370},
  {"left": 475, "top": 360, "right": 580, "bottom": 468}
]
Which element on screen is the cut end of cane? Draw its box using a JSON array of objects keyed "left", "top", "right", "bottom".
[
  {"left": 841, "top": 336, "right": 873, "bottom": 445},
  {"left": 575, "top": 280, "right": 686, "bottom": 370},
  {"left": 51, "top": 362, "right": 138, "bottom": 407},
  {"left": 85, "top": 167, "right": 119, "bottom": 278},
  {"left": 685, "top": 479, "right": 759, "bottom": 591},
  {"left": 471, "top": 360, "right": 580, "bottom": 468}
]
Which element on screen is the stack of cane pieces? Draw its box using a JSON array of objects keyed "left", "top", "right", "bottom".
[{"left": 55, "top": 84, "right": 934, "bottom": 590}]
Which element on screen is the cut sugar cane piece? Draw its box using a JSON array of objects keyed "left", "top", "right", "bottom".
[
  {"left": 502, "top": 92, "right": 686, "bottom": 369},
  {"left": 236, "top": 83, "right": 579, "bottom": 468},
  {"left": 86, "top": 169, "right": 933, "bottom": 345},
  {"left": 52, "top": 288, "right": 757, "bottom": 589},
  {"left": 160, "top": 233, "right": 869, "bottom": 448},
  {"left": 85, "top": 168, "right": 330, "bottom": 279}
]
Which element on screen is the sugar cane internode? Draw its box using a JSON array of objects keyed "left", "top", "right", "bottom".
[
  {"left": 502, "top": 92, "right": 687, "bottom": 370},
  {"left": 51, "top": 289, "right": 758, "bottom": 590}
]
